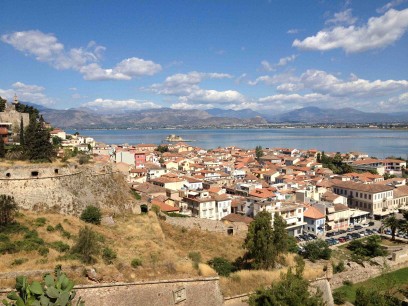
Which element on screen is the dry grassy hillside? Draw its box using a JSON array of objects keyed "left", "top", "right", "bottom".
[
  {"left": 0, "top": 211, "right": 245, "bottom": 288},
  {"left": 0, "top": 210, "right": 326, "bottom": 297}
]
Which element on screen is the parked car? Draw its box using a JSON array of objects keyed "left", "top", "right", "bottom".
[
  {"left": 338, "top": 237, "right": 346, "bottom": 243},
  {"left": 308, "top": 233, "right": 317, "bottom": 239},
  {"left": 326, "top": 232, "right": 335, "bottom": 237},
  {"left": 368, "top": 221, "right": 375, "bottom": 226},
  {"left": 347, "top": 228, "right": 354, "bottom": 232},
  {"left": 338, "top": 230, "right": 347, "bottom": 234},
  {"left": 354, "top": 225, "right": 363, "bottom": 230}
]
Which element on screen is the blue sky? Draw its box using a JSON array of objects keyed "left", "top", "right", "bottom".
[{"left": 1, "top": 0, "right": 408, "bottom": 113}]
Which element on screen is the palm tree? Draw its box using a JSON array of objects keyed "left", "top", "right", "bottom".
[{"left": 382, "top": 215, "right": 400, "bottom": 241}]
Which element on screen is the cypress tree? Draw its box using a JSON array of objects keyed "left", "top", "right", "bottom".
[
  {"left": 19, "top": 117, "right": 25, "bottom": 146},
  {"left": 0, "top": 137, "right": 5, "bottom": 158},
  {"left": 24, "top": 114, "right": 54, "bottom": 162}
]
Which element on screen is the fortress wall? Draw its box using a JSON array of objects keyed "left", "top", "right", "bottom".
[
  {"left": 164, "top": 215, "right": 248, "bottom": 237},
  {"left": 0, "top": 278, "right": 224, "bottom": 306},
  {"left": 0, "top": 165, "right": 138, "bottom": 215}
]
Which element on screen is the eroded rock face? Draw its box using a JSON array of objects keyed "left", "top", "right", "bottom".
[{"left": 0, "top": 164, "right": 138, "bottom": 215}]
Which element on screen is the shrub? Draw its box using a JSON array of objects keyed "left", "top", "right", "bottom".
[
  {"left": 0, "top": 195, "right": 18, "bottom": 226},
  {"left": 333, "top": 261, "right": 345, "bottom": 274},
  {"left": 80, "top": 205, "right": 102, "bottom": 225},
  {"left": 34, "top": 217, "right": 47, "bottom": 227},
  {"left": 0, "top": 233, "right": 10, "bottom": 242},
  {"left": 11, "top": 258, "right": 28, "bottom": 266},
  {"left": 0, "top": 242, "right": 17, "bottom": 254},
  {"left": 55, "top": 223, "right": 64, "bottom": 231},
  {"left": 342, "top": 280, "right": 353, "bottom": 286},
  {"left": 207, "top": 257, "right": 235, "bottom": 277},
  {"left": 71, "top": 226, "right": 100, "bottom": 264},
  {"left": 38, "top": 247, "right": 49, "bottom": 256},
  {"left": 46, "top": 225, "right": 55, "bottom": 232},
  {"left": 188, "top": 251, "right": 201, "bottom": 269},
  {"left": 49, "top": 241, "right": 70, "bottom": 253},
  {"left": 131, "top": 258, "right": 142, "bottom": 268},
  {"left": 78, "top": 154, "right": 90, "bottom": 165},
  {"left": 102, "top": 247, "right": 117, "bottom": 264},
  {"left": 302, "top": 239, "right": 331, "bottom": 262},
  {"left": 332, "top": 291, "right": 346, "bottom": 305}
]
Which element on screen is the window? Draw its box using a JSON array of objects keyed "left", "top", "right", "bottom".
[
  {"left": 369, "top": 195, "right": 371, "bottom": 200},
  {"left": 54, "top": 169, "right": 59, "bottom": 174},
  {"left": 31, "top": 171, "right": 39, "bottom": 177},
  {"left": 364, "top": 194, "right": 367, "bottom": 199},
  {"left": 6, "top": 173, "right": 10, "bottom": 178}
]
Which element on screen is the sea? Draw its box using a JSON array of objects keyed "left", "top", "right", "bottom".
[{"left": 68, "top": 128, "right": 408, "bottom": 158}]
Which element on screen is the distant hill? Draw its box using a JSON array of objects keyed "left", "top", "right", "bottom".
[
  {"left": 19, "top": 102, "right": 408, "bottom": 127},
  {"left": 265, "top": 106, "right": 408, "bottom": 123},
  {"left": 206, "top": 108, "right": 263, "bottom": 119},
  {"left": 34, "top": 105, "right": 268, "bottom": 128}
]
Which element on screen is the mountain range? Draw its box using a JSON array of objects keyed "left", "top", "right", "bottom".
[{"left": 18, "top": 103, "right": 408, "bottom": 128}]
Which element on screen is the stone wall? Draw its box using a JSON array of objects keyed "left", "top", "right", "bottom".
[
  {"left": 0, "top": 164, "right": 138, "bottom": 215},
  {"left": 164, "top": 215, "right": 248, "bottom": 237},
  {"left": 330, "top": 245, "right": 408, "bottom": 289},
  {"left": 1, "top": 278, "right": 224, "bottom": 306}
]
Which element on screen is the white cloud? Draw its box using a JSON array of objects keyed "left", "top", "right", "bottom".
[
  {"left": 276, "top": 82, "right": 304, "bottom": 92},
  {"left": 82, "top": 98, "right": 161, "bottom": 110},
  {"left": 377, "top": 0, "right": 407, "bottom": 13},
  {"left": 258, "top": 93, "right": 330, "bottom": 104},
  {"left": 1, "top": 30, "right": 161, "bottom": 80},
  {"left": 148, "top": 71, "right": 245, "bottom": 106},
  {"left": 0, "top": 82, "right": 54, "bottom": 105},
  {"left": 300, "top": 69, "right": 408, "bottom": 97},
  {"left": 293, "top": 8, "right": 408, "bottom": 53},
  {"left": 171, "top": 102, "right": 214, "bottom": 110},
  {"left": 179, "top": 89, "right": 245, "bottom": 104},
  {"left": 260, "top": 55, "right": 298, "bottom": 72},
  {"left": 325, "top": 9, "right": 357, "bottom": 26},
  {"left": 380, "top": 92, "right": 408, "bottom": 109},
  {"left": 248, "top": 71, "right": 298, "bottom": 86},
  {"left": 287, "top": 28, "right": 300, "bottom": 34}
]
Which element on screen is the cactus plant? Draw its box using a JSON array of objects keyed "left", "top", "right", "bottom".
[{"left": 2, "top": 267, "right": 84, "bottom": 306}]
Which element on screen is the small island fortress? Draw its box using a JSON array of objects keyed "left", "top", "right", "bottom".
[{"left": 165, "top": 134, "right": 194, "bottom": 142}]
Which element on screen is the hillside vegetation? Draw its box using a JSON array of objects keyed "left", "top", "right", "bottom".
[{"left": 0, "top": 211, "right": 245, "bottom": 288}]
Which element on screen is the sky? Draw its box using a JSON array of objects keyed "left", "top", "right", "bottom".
[{"left": 1, "top": 0, "right": 408, "bottom": 114}]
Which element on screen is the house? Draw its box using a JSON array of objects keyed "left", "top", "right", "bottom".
[
  {"left": 50, "top": 129, "right": 66, "bottom": 140},
  {"left": 325, "top": 203, "right": 350, "bottom": 231},
  {"left": 151, "top": 175, "right": 187, "bottom": 191},
  {"left": 182, "top": 191, "right": 217, "bottom": 220},
  {"left": 303, "top": 205, "right": 325, "bottom": 235},
  {"left": 332, "top": 180, "right": 395, "bottom": 218},
  {"left": 211, "top": 193, "right": 232, "bottom": 220}
]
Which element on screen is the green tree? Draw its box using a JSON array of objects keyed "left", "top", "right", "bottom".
[
  {"left": 355, "top": 287, "right": 402, "bottom": 306},
  {"left": 248, "top": 256, "right": 324, "bottom": 306},
  {"left": 302, "top": 239, "right": 331, "bottom": 262},
  {"left": 316, "top": 152, "right": 321, "bottom": 163},
  {"left": 0, "top": 195, "right": 18, "bottom": 226},
  {"left": 24, "top": 115, "right": 54, "bottom": 162},
  {"left": 71, "top": 226, "right": 100, "bottom": 264},
  {"left": 80, "top": 206, "right": 102, "bottom": 225},
  {"left": 382, "top": 215, "right": 401, "bottom": 241},
  {"left": 255, "top": 145, "right": 264, "bottom": 161},
  {"left": 207, "top": 257, "right": 235, "bottom": 277},
  {"left": 0, "top": 96, "right": 6, "bottom": 112},
  {"left": 0, "top": 137, "right": 5, "bottom": 158},
  {"left": 243, "top": 211, "right": 288, "bottom": 269},
  {"left": 19, "top": 118, "right": 25, "bottom": 147},
  {"left": 156, "top": 145, "right": 169, "bottom": 153},
  {"left": 244, "top": 211, "right": 275, "bottom": 269}
]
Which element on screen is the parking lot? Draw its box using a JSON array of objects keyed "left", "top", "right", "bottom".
[{"left": 297, "top": 221, "right": 383, "bottom": 248}]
